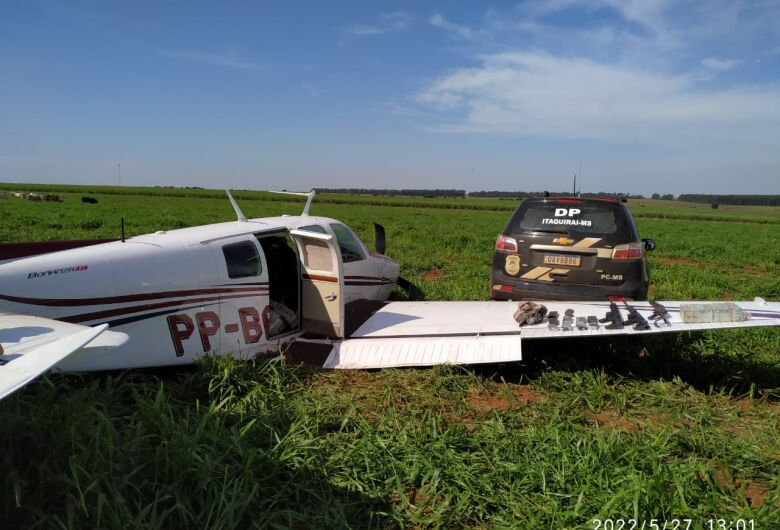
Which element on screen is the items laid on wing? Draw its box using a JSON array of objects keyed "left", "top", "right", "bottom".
[
  {"left": 622, "top": 301, "right": 651, "bottom": 330},
  {"left": 599, "top": 302, "right": 626, "bottom": 330},
  {"left": 512, "top": 299, "right": 754, "bottom": 333},
  {"left": 513, "top": 301, "right": 548, "bottom": 325},
  {"left": 679, "top": 302, "right": 750, "bottom": 323},
  {"left": 323, "top": 299, "right": 777, "bottom": 370},
  {"left": 649, "top": 301, "right": 672, "bottom": 327}
]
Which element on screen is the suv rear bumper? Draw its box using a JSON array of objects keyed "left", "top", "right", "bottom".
[{"left": 490, "top": 272, "right": 648, "bottom": 302}]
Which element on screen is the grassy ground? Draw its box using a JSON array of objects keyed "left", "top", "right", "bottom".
[{"left": 1, "top": 184, "right": 779, "bottom": 529}]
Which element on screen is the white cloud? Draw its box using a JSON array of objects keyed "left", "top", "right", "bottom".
[
  {"left": 429, "top": 13, "right": 477, "bottom": 40},
  {"left": 528, "top": 0, "right": 780, "bottom": 54},
  {"left": 701, "top": 57, "right": 740, "bottom": 72},
  {"left": 414, "top": 51, "right": 780, "bottom": 143},
  {"left": 534, "top": 0, "right": 673, "bottom": 35},
  {"left": 600, "top": 0, "right": 673, "bottom": 33},
  {"left": 302, "top": 82, "right": 322, "bottom": 99},
  {"left": 163, "top": 50, "right": 260, "bottom": 70},
  {"left": 695, "top": 57, "right": 741, "bottom": 80},
  {"left": 344, "top": 11, "right": 412, "bottom": 37},
  {"left": 344, "top": 25, "right": 383, "bottom": 36}
]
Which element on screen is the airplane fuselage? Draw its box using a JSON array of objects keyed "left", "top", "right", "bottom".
[{"left": 0, "top": 215, "right": 399, "bottom": 371}]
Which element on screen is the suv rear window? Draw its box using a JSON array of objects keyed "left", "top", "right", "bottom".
[{"left": 507, "top": 201, "right": 630, "bottom": 238}]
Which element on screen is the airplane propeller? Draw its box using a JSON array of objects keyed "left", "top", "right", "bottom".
[
  {"left": 373, "top": 222, "right": 421, "bottom": 299},
  {"left": 373, "top": 222, "right": 386, "bottom": 256}
]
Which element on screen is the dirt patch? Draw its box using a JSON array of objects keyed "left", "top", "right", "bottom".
[
  {"left": 513, "top": 385, "right": 548, "bottom": 404},
  {"left": 591, "top": 411, "right": 639, "bottom": 432},
  {"left": 361, "top": 411, "right": 381, "bottom": 423},
  {"left": 466, "top": 385, "right": 547, "bottom": 412},
  {"left": 711, "top": 466, "right": 771, "bottom": 508},
  {"left": 402, "top": 485, "right": 443, "bottom": 513},
  {"left": 635, "top": 411, "right": 672, "bottom": 428},
  {"left": 743, "top": 267, "right": 767, "bottom": 277},
  {"left": 722, "top": 291, "right": 736, "bottom": 300},
  {"left": 467, "top": 394, "right": 511, "bottom": 412},
  {"left": 712, "top": 466, "right": 733, "bottom": 489},
  {"left": 422, "top": 268, "right": 444, "bottom": 281},
  {"left": 737, "top": 479, "right": 771, "bottom": 508},
  {"left": 657, "top": 256, "right": 701, "bottom": 266}
]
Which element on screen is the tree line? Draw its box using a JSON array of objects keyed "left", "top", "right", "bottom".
[
  {"left": 470, "top": 191, "right": 646, "bottom": 199},
  {"left": 320, "top": 189, "right": 648, "bottom": 199},
  {"left": 318, "top": 188, "right": 467, "bottom": 197},
  {"left": 318, "top": 189, "right": 778, "bottom": 206},
  {"left": 676, "top": 194, "right": 780, "bottom": 206}
]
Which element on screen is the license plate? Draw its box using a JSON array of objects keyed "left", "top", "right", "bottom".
[{"left": 543, "top": 254, "right": 581, "bottom": 267}]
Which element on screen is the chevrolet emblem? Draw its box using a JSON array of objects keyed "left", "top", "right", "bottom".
[{"left": 553, "top": 237, "right": 575, "bottom": 245}]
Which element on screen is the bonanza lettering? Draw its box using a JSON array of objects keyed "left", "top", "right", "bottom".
[{"left": 28, "top": 265, "right": 88, "bottom": 279}]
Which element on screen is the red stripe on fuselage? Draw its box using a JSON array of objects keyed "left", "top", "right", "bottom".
[
  {"left": 61, "top": 291, "right": 268, "bottom": 324},
  {"left": 302, "top": 274, "right": 338, "bottom": 283},
  {"left": 0, "top": 285, "right": 269, "bottom": 307}
]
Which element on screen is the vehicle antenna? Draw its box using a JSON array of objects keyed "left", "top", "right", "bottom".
[{"left": 225, "top": 190, "right": 247, "bottom": 222}]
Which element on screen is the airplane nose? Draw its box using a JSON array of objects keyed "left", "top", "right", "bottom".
[{"left": 386, "top": 258, "right": 400, "bottom": 280}]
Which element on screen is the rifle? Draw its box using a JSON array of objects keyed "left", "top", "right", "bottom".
[
  {"left": 598, "top": 301, "right": 625, "bottom": 330},
  {"left": 623, "top": 301, "right": 650, "bottom": 331},
  {"left": 648, "top": 300, "right": 672, "bottom": 327}
]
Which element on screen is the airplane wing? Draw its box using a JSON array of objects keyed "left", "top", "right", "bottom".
[
  {"left": 0, "top": 314, "right": 129, "bottom": 400},
  {"left": 324, "top": 299, "right": 780, "bottom": 369}
]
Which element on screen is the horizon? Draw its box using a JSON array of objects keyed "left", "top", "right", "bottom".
[
  {"left": 2, "top": 1, "right": 780, "bottom": 196},
  {"left": 6, "top": 180, "right": 779, "bottom": 200}
]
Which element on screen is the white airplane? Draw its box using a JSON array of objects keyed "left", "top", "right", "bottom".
[
  {"left": 0, "top": 191, "right": 398, "bottom": 396},
  {"left": 1, "top": 191, "right": 779, "bottom": 400}
]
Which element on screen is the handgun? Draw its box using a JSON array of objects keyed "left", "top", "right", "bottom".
[{"left": 599, "top": 301, "right": 625, "bottom": 330}]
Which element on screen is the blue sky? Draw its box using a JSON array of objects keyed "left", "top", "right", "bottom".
[{"left": 2, "top": 0, "right": 780, "bottom": 195}]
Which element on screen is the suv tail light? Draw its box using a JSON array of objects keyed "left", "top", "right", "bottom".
[
  {"left": 495, "top": 235, "right": 518, "bottom": 252},
  {"left": 492, "top": 284, "right": 514, "bottom": 292},
  {"left": 612, "top": 242, "right": 643, "bottom": 260}
]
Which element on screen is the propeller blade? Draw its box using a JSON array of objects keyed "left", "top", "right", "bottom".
[
  {"left": 373, "top": 222, "right": 386, "bottom": 255},
  {"left": 396, "top": 276, "right": 424, "bottom": 299},
  {"left": 397, "top": 276, "right": 412, "bottom": 291}
]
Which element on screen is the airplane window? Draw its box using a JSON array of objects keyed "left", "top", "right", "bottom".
[
  {"left": 302, "top": 239, "right": 333, "bottom": 272},
  {"left": 298, "top": 224, "right": 328, "bottom": 234},
  {"left": 222, "top": 241, "right": 262, "bottom": 278},
  {"left": 329, "top": 223, "right": 365, "bottom": 263}
]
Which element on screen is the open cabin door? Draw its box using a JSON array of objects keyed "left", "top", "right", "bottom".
[{"left": 290, "top": 229, "right": 344, "bottom": 338}]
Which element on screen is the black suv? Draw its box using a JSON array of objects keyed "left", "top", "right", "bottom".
[{"left": 490, "top": 197, "right": 654, "bottom": 301}]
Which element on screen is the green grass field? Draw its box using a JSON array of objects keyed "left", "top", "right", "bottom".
[{"left": 1, "top": 184, "right": 779, "bottom": 529}]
